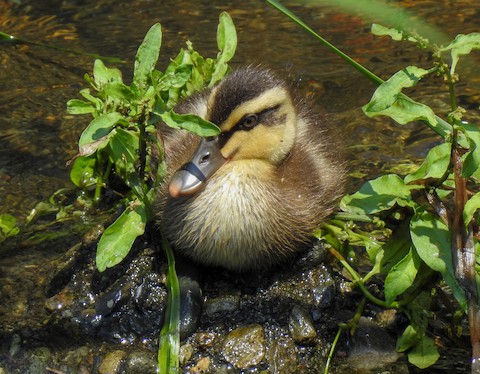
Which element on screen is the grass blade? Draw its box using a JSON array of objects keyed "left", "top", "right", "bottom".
[{"left": 158, "top": 232, "right": 180, "bottom": 374}]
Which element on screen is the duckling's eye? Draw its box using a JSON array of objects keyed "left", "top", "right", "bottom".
[{"left": 238, "top": 114, "right": 258, "bottom": 130}]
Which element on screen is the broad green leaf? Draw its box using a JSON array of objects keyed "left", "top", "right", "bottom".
[
  {"left": 104, "top": 82, "right": 135, "bottom": 103},
  {"left": 410, "top": 210, "right": 467, "bottom": 309},
  {"left": 66, "top": 99, "right": 95, "bottom": 115},
  {"left": 363, "top": 66, "right": 438, "bottom": 129},
  {"left": 79, "top": 88, "right": 104, "bottom": 112},
  {"left": 210, "top": 12, "right": 237, "bottom": 86},
  {"left": 70, "top": 155, "right": 97, "bottom": 188},
  {"left": 461, "top": 122, "right": 480, "bottom": 179},
  {"left": 96, "top": 201, "right": 147, "bottom": 272},
  {"left": 133, "top": 23, "right": 162, "bottom": 91},
  {"left": 407, "top": 336, "right": 440, "bottom": 369},
  {"left": 108, "top": 128, "right": 140, "bottom": 174},
  {"left": 440, "top": 33, "right": 480, "bottom": 75},
  {"left": 371, "top": 24, "right": 419, "bottom": 43},
  {"left": 93, "top": 59, "right": 123, "bottom": 88},
  {"left": 216, "top": 12, "right": 237, "bottom": 63},
  {"left": 0, "top": 214, "right": 20, "bottom": 240},
  {"left": 384, "top": 247, "right": 420, "bottom": 305},
  {"left": 160, "top": 110, "right": 220, "bottom": 137},
  {"left": 78, "top": 112, "right": 125, "bottom": 151},
  {"left": 380, "top": 220, "right": 413, "bottom": 274},
  {"left": 340, "top": 174, "right": 415, "bottom": 215},
  {"left": 396, "top": 324, "right": 420, "bottom": 352},
  {"left": 404, "top": 142, "right": 452, "bottom": 184},
  {"left": 158, "top": 64, "right": 193, "bottom": 91},
  {"left": 464, "top": 192, "right": 480, "bottom": 226}
]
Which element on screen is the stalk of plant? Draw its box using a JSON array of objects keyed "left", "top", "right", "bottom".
[{"left": 268, "top": 0, "right": 480, "bottom": 371}]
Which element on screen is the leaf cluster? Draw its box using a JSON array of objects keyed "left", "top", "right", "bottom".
[
  {"left": 320, "top": 27, "right": 480, "bottom": 369},
  {"left": 66, "top": 13, "right": 236, "bottom": 272}
]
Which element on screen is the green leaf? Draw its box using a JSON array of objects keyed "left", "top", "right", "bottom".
[
  {"left": 159, "top": 110, "right": 220, "bottom": 137},
  {"left": 407, "top": 336, "right": 440, "bottom": 369},
  {"left": 396, "top": 324, "right": 420, "bottom": 352},
  {"left": 384, "top": 247, "right": 420, "bottom": 305},
  {"left": 404, "top": 142, "right": 452, "bottom": 184},
  {"left": 210, "top": 12, "right": 237, "bottom": 86},
  {"left": 410, "top": 210, "right": 467, "bottom": 309},
  {"left": 464, "top": 192, "right": 480, "bottom": 226},
  {"left": 93, "top": 59, "right": 123, "bottom": 88},
  {"left": 340, "top": 174, "right": 415, "bottom": 215},
  {"left": 0, "top": 214, "right": 20, "bottom": 240},
  {"left": 460, "top": 122, "right": 480, "bottom": 179},
  {"left": 362, "top": 66, "right": 438, "bottom": 129},
  {"left": 104, "top": 82, "right": 135, "bottom": 103},
  {"left": 70, "top": 155, "right": 97, "bottom": 188},
  {"left": 78, "top": 112, "right": 125, "bottom": 154},
  {"left": 79, "top": 88, "right": 104, "bottom": 112},
  {"left": 66, "top": 99, "right": 95, "bottom": 115},
  {"left": 158, "top": 232, "right": 181, "bottom": 372},
  {"left": 133, "top": 23, "right": 162, "bottom": 91},
  {"left": 371, "top": 24, "right": 419, "bottom": 43},
  {"left": 96, "top": 201, "right": 147, "bottom": 272},
  {"left": 440, "top": 33, "right": 480, "bottom": 75},
  {"left": 108, "top": 128, "right": 140, "bottom": 174}
]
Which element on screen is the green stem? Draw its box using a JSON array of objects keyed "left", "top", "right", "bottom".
[
  {"left": 265, "top": 0, "right": 381, "bottom": 86},
  {"left": 265, "top": 0, "right": 452, "bottom": 138},
  {"left": 324, "top": 325, "right": 346, "bottom": 374},
  {"left": 158, "top": 230, "right": 180, "bottom": 374},
  {"left": 328, "top": 246, "right": 399, "bottom": 308}
]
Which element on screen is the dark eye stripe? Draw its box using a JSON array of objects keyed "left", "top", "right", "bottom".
[{"left": 217, "top": 105, "right": 282, "bottom": 148}]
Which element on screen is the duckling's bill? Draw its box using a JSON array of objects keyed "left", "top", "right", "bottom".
[{"left": 169, "top": 136, "right": 227, "bottom": 198}]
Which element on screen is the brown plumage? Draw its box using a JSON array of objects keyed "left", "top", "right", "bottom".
[{"left": 155, "top": 66, "right": 345, "bottom": 271}]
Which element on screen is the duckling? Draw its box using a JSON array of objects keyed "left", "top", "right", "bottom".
[{"left": 156, "top": 66, "right": 345, "bottom": 271}]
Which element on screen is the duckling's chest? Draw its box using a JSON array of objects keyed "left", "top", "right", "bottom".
[{"left": 162, "top": 162, "right": 284, "bottom": 266}]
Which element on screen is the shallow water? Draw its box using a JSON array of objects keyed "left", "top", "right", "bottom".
[{"left": 1, "top": 0, "right": 480, "bottom": 372}]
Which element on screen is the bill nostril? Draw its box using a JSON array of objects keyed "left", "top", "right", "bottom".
[{"left": 200, "top": 153, "right": 210, "bottom": 164}]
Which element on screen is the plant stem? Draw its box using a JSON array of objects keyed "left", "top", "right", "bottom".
[
  {"left": 328, "top": 246, "right": 399, "bottom": 308},
  {"left": 265, "top": 0, "right": 452, "bottom": 138}
]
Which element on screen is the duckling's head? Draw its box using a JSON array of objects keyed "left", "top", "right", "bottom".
[{"left": 169, "top": 66, "right": 297, "bottom": 197}]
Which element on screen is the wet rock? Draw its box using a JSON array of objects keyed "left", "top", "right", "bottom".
[
  {"left": 195, "top": 331, "right": 219, "bottom": 349},
  {"left": 124, "top": 350, "right": 157, "bottom": 374},
  {"left": 221, "top": 324, "right": 265, "bottom": 369},
  {"left": 28, "top": 347, "right": 51, "bottom": 374},
  {"left": 179, "top": 343, "right": 194, "bottom": 365},
  {"left": 346, "top": 317, "right": 402, "bottom": 371},
  {"left": 98, "top": 350, "right": 127, "bottom": 374},
  {"left": 268, "top": 265, "right": 335, "bottom": 309},
  {"left": 267, "top": 335, "right": 298, "bottom": 373},
  {"left": 204, "top": 289, "right": 240, "bottom": 316},
  {"left": 189, "top": 357, "right": 211, "bottom": 373},
  {"left": 288, "top": 305, "right": 317, "bottom": 345},
  {"left": 178, "top": 275, "right": 203, "bottom": 340}
]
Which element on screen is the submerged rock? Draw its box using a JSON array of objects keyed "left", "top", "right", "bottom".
[
  {"left": 221, "top": 324, "right": 266, "bottom": 369},
  {"left": 346, "top": 317, "right": 403, "bottom": 371},
  {"left": 288, "top": 305, "right": 317, "bottom": 345}
]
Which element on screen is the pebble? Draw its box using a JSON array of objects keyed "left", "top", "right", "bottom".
[
  {"left": 204, "top": 290, "right": 240, "bottom": 316},
  {"left": 221, "top": 324, "right": 265, "bottom": 369},
  {"left": 346, "top": 317, "right": 402, "bottom": 370},
  {"left": 98, "top": 350, "right": 126, "bottom": 374},
  {"left": 267, "top": 335, "right": 298, "bottom": 373},
  {"left": 288, "top": 305, "right": 317, "bottom": 345}
]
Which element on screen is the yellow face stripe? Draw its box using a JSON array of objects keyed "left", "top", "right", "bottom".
[{"left": 219, "top": 86, "right": 291, "bottom": 132}]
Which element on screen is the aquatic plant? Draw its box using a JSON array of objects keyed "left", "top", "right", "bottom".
[
  {"left": 66, "top": 13, "right": 236, "bottom": 373},
  {"left": 267, "top": 0, "right": 480, "bottom": 371}
]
